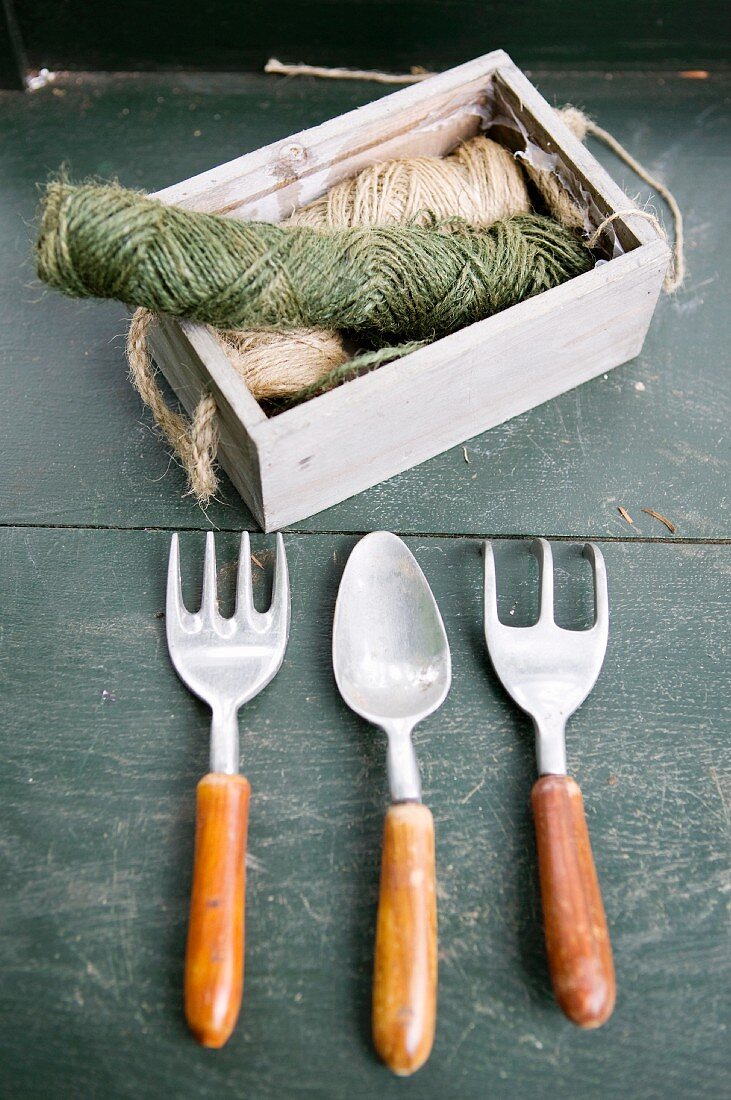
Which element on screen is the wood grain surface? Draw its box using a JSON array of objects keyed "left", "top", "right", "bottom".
[
  {"left": 0, "top": 71, "right": 728, "bottom": 538},
  {"left": 0, "top": 531, "right": 728, "bottom": 1099},
  {"left": 532, "top": 775, "right": 615, "bottom": 1028},
  {"left": 185, "top": 772, "right": 250, "bottom": 1048},
  {"left": 372, "top": 803, "right": 437, "bottom": 1075},
  {"left": 0, "top": 67, "right": 729, "bottom": 1100}
]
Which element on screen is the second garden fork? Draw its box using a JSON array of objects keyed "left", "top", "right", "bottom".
[
  {"left": 483, "top": 539, "right": 615, "bottom": 1029},
  {"left": 167, "top": 531, "right": 290, "bottom": 1048}
]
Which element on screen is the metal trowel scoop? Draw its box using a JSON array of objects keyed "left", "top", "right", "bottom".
[{"left": 333, "top": 531, "right": 451, "bottom": 1076}]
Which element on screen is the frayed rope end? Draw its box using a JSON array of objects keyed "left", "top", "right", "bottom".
[{"left": 126, "top": 308, "right": 220, "bottom": 505}]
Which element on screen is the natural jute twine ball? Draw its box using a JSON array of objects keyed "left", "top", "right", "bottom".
[
  {"left": 288, "top": 135, "right": 530, "bottom": 229},
  {"left": 218, "top": 327, "right": 350, "bottom": 401},
  {"left": 213, "top": 134, "right": 531, "bottom": 399},
  {"left": 212, "top": 105, "right": 683, "bottom": 404}
]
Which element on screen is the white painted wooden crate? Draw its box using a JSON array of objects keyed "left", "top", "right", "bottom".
[{"left": 148, "top": 49, "right": 669, "bottom": 530}]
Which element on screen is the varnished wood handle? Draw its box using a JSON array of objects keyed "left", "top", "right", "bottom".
[
  {"left": 532, "top": 775, "right": 616, "bottom": 1028},
  {"left": 372, "top": 803, "right": 437, "bottom": 1076},
  {"left": 185, "top": 772, "right": 250, "bottom": 1048}
]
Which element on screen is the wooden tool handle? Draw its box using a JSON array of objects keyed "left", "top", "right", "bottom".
[
  {"left": 532, "top": 775, "right": 615, "bottom": 1028},
  {"left": 372, "top": 802, "right": 437, "bottom": 1076},
  {"left": 185, "top": 772, "right": 250, "bottom": 1048}
]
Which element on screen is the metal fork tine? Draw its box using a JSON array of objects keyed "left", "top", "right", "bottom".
[
  {"left": 583, "top": 542, "right": 609, "bottom": 633},
  {"left": 532, "top": 538, "right": 555, "bottom": 622},
  {"left": 483, "top": 541, "right": 503, "bottom": 635},
  {"left": 166, "top": 533, "right": 186, "bottom": 622},
  {"left": 270, "top": 533, "right": 289, "bottom": 619},
  {"left": 235, "top": 532, "right": 254, "bottom": 620},
  {"left": 167, "top": 528, "right": 290, "bottom": 763},
  {"left": 200, "top": 531, "right": 218, "bottom": 620},
  {"left": 236, "top": 532, "right": 253, "bottom": 605}
]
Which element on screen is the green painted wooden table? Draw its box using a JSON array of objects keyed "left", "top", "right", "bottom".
[{"left": 0, "top": 69, "right": 729, "bottom": 1098}]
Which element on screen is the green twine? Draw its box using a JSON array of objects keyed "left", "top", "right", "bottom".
[
  {"left": 279, "top": 340, "right": 427, "bottom": 407},
  {"left": 37, "top": 180, "right": 594, "bottom": 344}
]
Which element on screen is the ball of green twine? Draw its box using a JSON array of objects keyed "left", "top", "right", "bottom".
[{"left": 37, "top": 180, "right": 593, "bottom": 341}]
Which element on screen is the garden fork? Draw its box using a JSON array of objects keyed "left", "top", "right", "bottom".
[
  {"left": 483, "top": 538, "right": 615, "bottom": 1028},
  {"left": 167, "top": 531, "right": 290, "bottom": 1048}
]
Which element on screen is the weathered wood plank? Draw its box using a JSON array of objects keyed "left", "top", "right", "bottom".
[
  {"left": 0, "top": 529, "right": 728, "bottom": 1098},
  {"left": 0, "top": 70, "right": 728, "bottom": 536}
]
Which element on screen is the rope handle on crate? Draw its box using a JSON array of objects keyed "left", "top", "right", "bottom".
[
  {"left": 127, "top": 309, "right": 219, "bottom": 503},
  {"left": 126, "top": 99, "right": 684, "bottom": 505},
  {"left": 578, "top": 118, "right": 684, "bottom": 291}
]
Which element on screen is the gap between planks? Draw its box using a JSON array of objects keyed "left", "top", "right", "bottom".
[{"left": 0, "top": 522, "right": 728, "bottom": 547}]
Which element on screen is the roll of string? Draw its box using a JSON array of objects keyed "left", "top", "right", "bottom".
[
  {"left": 37, "top": 183, "right": 591, "bottom": 336},
  {"left": 206, "top": 118, "right": 600, "bottom": 406},
  {"left": 217, "top": 134, "right": 532, "bottom": 400},
  {"left": 36, "top": 114, "right": 598, "bottom": 504},
  {"left": 37, "top": 174, "right": 593, "bottom": 502}
]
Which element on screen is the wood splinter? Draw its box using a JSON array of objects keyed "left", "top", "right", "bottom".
[{"left": 642, "top": 508, "right": 677, "bottom": 533}]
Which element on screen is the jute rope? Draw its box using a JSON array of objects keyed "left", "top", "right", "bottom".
[
  {"left": 219, "top": 326, "right": 350, "bottom": 400},
  {"left": 580, "top": 119, "right": 684, "bottom": 291},
  {"left": 264, "top": 58, "right": 435, "bottom": 84},
  {"left": 127, "top": 308, "right": 219, "bottom": 501},
  {"left": 43, "top": 191, "right": 590, "bottom": 334},
  {"left": 287, "top": 135, "right": 529, "bottom": 229},
  {"left": 207, "top": 134, "right": 531, "bottom": 404},
  {"left": 123, "top": 71, "right": 684, "bottom": 504},
  {"left": 262, "top": 64, "right": 683, "bottom": 288}
]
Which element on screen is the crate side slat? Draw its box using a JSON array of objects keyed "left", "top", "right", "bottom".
[
  {"left": 152, "top": 50, "right": 509, "bottom": 220},
  {"left": 147, "top": 318, "right": 266, "bottom": 524},
  {"left": 257, "top": 239, "right": 668, "bottom": 445},
  {"left": 253, "top": 241, "right": 667, "bottom": 529}
]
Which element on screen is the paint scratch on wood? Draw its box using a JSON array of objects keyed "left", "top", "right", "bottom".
[
  {"left": 709, "top": 767, "right": 730, "bottom": 827},
  {"left": 461, "top": 775, "right": 485, "bottom": 804}
]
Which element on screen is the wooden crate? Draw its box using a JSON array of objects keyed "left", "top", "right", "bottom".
[{"left": 148, "top": 49, "right": 670, "bottom": 530}]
